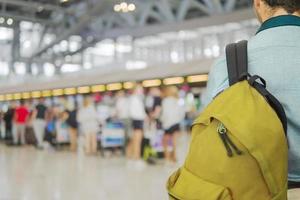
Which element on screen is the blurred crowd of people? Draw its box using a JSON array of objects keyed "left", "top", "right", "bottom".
[{"left": 0, "top": 85, "right": 201, "bottom": 169}]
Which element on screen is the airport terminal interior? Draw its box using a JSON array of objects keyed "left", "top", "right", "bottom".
[{"left": 0, "top": 0, "right": 298, "bottom": 200}]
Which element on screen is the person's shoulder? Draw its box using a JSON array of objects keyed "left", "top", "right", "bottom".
[
  {"left": 209, "top": 56, "right": 228, "bottom": 79},
  {"left": 214, "top": 56, "right": 226, "bottom": 67}
]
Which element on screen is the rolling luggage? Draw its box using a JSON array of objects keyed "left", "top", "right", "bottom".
[{"left": 25, "top": 126, "right": 37, "bottom": 145}]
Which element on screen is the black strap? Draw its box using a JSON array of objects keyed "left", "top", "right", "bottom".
[
  {"left": 288, "top": 181, "right": 300, "bottom": 189},
  {"left": 226, "top": 40, "right": 248, "bottom": 86},
  {"left": 252, "top": 82, "right": 288, "bottom": 135},
  {"left": 226, "top": 40, "right": 288, "bottom": 137}
]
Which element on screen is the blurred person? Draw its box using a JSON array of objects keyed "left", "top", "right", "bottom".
[
  {"left": 3, "top": 102, "right": 16, "bottom": 141},
  {"left": 13, "top": 100, "right": 30, "bottom": 145},
  {"left": 77, "top": 97, "right": 99, "bottom": 155},
  {"left": 142, "top": 88, "right": 162, "bottom": 162},
  {"left": 146, "top": 87, "right": 162, "bottom": 122},
  {"left": 161, "top": 86, "right": 184, "bottom": 165},
  {"left": 66, "top": 101, "right": 78, "bottom": 152},
  {"left": 32, "top": 98, "right": 48, "bottom": 149},
  {"left": 0, "top": 111, "right": 3, "bottom": 139},
  {"left": 54, "top": 110, "right": 69, "bottom": 146},
  {"left": 127, "top": 85, "right": 147, "bottom": 169},
  {"left": 44, "top": 106, "right": 58, "bottom": 147},
  {"left": 201, "top": 0, "right": 300, "bottom": 196},
  {"left": 115, "top": 90, "right": 131, "bottom": 141},
  {"left": 25, "top": 101, "right": 37, "bottom": 146},
  {"left": 96, "top": 94, "right": 112, "bottom": 126}
]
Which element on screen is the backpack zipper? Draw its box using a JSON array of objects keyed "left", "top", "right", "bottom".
[
  {"left": 217, "top": 123, "right": 243, "bottom": 157},
  {"left": 168, "top": 193, "right": 180, "bottom": 200}
]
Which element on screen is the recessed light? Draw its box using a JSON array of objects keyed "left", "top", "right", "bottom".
[
  {"left": 128, "top": 3, "right": 136, "bottom": 11},
  {"left": 0, "top": 17, "right": 5, "bottom": 24},
  {"left": 37, "top": 6, "right": 44, "bottom": 12},
  {"left": 7, "top": 18, "right": 13, "bottom": 25},
  {"left": 114, "top": 4, "right": 121, "bottom": 12}
]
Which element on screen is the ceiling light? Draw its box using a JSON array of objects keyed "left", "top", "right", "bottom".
[
  {"left": 6, "top": 18, "right": 13, "bottom": 25},
  {"left": 31, "top": 91, "right": 41, "bottom": 98},
  {"left": 60, "top": 0, "right": 69, "bottom": 3},
  {"left": 22, "top": 92, "right": 31, "bottom": 99},
  {"left": 5, "top": 94, "right": 13, "bottom": 101},
  {"left": 142, "top": 79, "right": 161, "bottom": 88},
  {"left": 114, "top": 2, "right": 136, "bottom": 13},
  {"left": 0, "top": 95, "right": 4, "bottom": 101},
  {"left": 52, "top": 89, "right": 64, "bottom": 96},
  {"left": 0, "top": 17, "right": 5, "bottom": 24},
  {"left": 106, "top": 83, "right": 122, "bottom": 91},
  {"left": 120, "top": 2, "right": 127, "bottom": 9},
  {"left": 91, "top": 85, "right": 105, "bottom": 93},
  {"left": 122, "top": 6, "right": 129, "bottom": 13},
  {"left": 163, "top": 77, "right": 185, "bottom": 85},
  {"left": 187, "top": 74, "right": 208, "bottom": 83},
  {"left": 123, "top": 82, "right": 135, "bottom": 89},
  {"left": 77, "top": 86, "right": 90, "bottom": 94},
  {"left": 37, "top": 6, "right": 44, "bottom": 12},
  {"left": 128, "top": 3, "right": 136, "bottom": 11},
  {"left": 114, "top": 4, "right": 121, "bottom": 12},
  {"left": 42, "top": 90, "right": 52, "bottom": 97},
  {"left": 64, "top": 88, "right": 76, "bottom": 95},
  {"left": 13, "top": 93, "right": 21, "bottom": 100}
]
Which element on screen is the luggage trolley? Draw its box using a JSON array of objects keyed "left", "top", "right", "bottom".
[{"left": 98, "top": 121, "right": 126, "bottom": 156}]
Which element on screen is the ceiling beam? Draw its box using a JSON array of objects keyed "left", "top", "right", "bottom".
[
  {"left": 101, "top": 8, "right": 255, "bottom": 39},
  {"left": 30, "top": 1, "right": 107, "bottom": 59},
  {"left": 58, "top": 8, "right": 255, "bottom": 57},
  {"left": 0, "top": 12, "right": 54, "bottom": 25},
  {"left": 0, "top": 0, "right": 65, "bottom": 12}
]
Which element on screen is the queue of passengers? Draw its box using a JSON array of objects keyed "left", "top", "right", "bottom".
[{"left": 0, "top": 85, "right": 198, "bottom": 168}]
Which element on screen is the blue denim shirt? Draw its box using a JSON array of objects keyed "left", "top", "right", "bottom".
[{"left": 202, "top": 15, "right": 300, "bottom": 182}]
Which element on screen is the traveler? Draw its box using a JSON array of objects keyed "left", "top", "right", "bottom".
[
  {"left": 32, "top": 98, "right": 48, "bottom": 149},
  {"left": 77, "top": 97, "right": 99, "bottom": 155},
  {"left": 127, "top": 85, "right": 147, "bottom": 169},
  {"left": 161, "top": 86, "right": 184, "bottom": 165},
  {"left": 13, "top": 100, "right": 30, "bottom": 145},
  {"left": 146, "top": 87, "right": 162, "bottom": 126},
  {"left": 115, "top": 90, "right": 131, "bottom": 141},
  {"left": 202, "top": 0, "right": 300, "bottom": 197},
  {"left": 3, "top": 103, "right": 16, "bottom": 141},
  {"left": 66, "top": 102, "right": 78, "bottom": 152}
]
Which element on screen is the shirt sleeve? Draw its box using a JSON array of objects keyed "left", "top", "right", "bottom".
[{"left": 200, "top": 57, "right": 229, "bottom": 111}]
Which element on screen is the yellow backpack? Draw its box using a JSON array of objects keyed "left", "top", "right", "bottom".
[{"left": 167, "top": 41, "right": 288, "bottom": 200}]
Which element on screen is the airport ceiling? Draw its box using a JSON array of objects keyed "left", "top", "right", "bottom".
[{"left": 0, "top": 0, "right": 253, "bottom": 75}]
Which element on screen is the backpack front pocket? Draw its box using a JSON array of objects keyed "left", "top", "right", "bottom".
[{"left": 167, "top": 167, "right": 232, "bottom": 200}]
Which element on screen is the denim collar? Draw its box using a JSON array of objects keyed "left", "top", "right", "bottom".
[{"left": 256, "top": 15, "right": 300, "bottom": 34}]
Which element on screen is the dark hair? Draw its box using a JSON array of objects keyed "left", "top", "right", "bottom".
[
  {"left": 264, "top": 0, "right": 300, "bottom": 13},
  {"left": 20, "top": 99, "right": 25, "bottom": 105}
]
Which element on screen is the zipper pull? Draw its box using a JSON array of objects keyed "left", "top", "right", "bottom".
[
  {"left": 217, "top": 124, "right": 233, "bottom": 157},
  {"left": 217, "top": 123, "right": 243, "bottom": 157},
  {"left": 224, "top": 134, "right": 243, "bottom": 155}
]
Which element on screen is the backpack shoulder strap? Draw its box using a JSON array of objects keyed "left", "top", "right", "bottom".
[{"left": 226, "top": 40, "right": 248, "bottom": 86}]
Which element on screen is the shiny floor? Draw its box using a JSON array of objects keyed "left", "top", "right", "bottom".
[
  {"left": 0, "top": 144, "right": 179, "bottom": 200},
  {"left": 0, "top": 138, "right": 299, "bottom": 200}
]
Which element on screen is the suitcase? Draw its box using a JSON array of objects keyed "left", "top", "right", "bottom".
[{"left": 25, "top": 126, "right": 37, "bottom": 145}]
